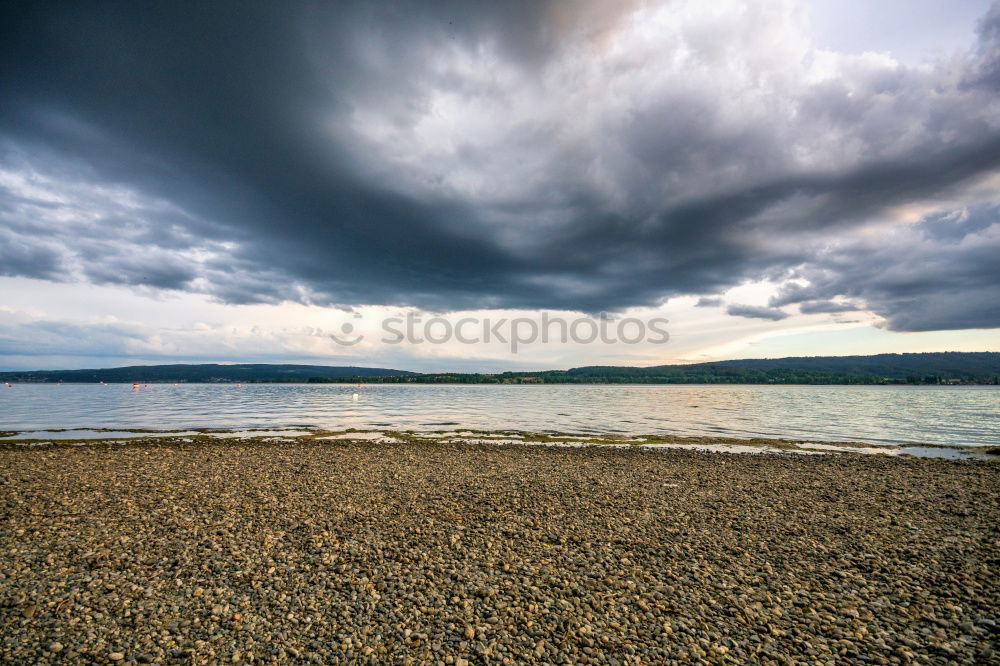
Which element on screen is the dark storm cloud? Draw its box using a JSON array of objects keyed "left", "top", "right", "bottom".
[
  {"left": 770, "top": 204, "right": 1000, "bottom": 330},
  {"left": 0, "top": 229, "right": 65, "bottom": 280},
  {"left": 726, "top": 304, "right": 790, "bottom": 321},
  {"left": 695, "top": 296, "right": 724, "bottom": 308},
  {"left": 797, "top": 300, "right": 860, "bottom": 315},
  {"left": 1, "top": 1, "right": 998, "bottom": 328},
  {"left": 964, "top": 2, "right": 1000, "bottom": 90}
]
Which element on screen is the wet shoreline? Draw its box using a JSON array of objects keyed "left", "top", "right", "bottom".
[{"left": 1, "top": 428, "right": 997, "bottom": 460}]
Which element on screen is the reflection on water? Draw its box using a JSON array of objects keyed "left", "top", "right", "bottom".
[{"left": 0, "top": 384, "right": 997, "bottom": 447}]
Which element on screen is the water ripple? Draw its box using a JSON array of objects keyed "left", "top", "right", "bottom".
[{"left": 0, "top": 384, "right": 997, "bottom": 447}]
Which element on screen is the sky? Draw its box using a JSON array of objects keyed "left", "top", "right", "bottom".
[{"left": 1, "top": 0, "right": 998, "bottom": 372}]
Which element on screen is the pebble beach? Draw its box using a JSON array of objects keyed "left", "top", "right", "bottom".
[{"left": 1, "top": 438, "right": 997, "bottom": 664}]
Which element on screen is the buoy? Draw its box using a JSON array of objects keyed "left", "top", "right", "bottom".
[
  {"left": 236, "top": 383, "right": 242, "bottom": 387},
  {"left": 352, "top": 393, "right": 359, "bottom": 400},
  {"left": 132, "top": 383, "right": 139, "bottom": 390}
]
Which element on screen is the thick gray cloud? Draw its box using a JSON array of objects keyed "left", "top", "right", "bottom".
[
  {"left": 965, "top": 2, "right": 1000, "bottom": 89},
  {"left": 0, "top": 1, "right": 998, "bottom": 328},
  {"left": 797, "top": 300, "right": 859, "bottom": 314},
  {"left": 726, "top": 304, "right": 790, "bottom": 321},
  {"left": 770, "top": 204, "right": 1000, "bottom": 330}
]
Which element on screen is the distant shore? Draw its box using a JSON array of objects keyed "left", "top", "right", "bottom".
[
  {"left": 3, "top": 352, "right": 999, "bottom": 385},
  {"left": 4, "top": 378, "right": 999, "bottom": 385},
  {"left": 1, "top": 438, "right": 997, "bottom": 663}
]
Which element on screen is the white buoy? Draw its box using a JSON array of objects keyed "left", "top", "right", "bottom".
[{"left": 352, "top": 393, "right": 359, "bottom": 400}]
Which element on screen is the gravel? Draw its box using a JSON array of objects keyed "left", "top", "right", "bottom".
[{"left": 1, "top": 438, "right": 997, "bottom": 664}]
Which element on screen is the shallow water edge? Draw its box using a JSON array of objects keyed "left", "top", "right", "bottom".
[{"left": 2, "top": 427, "right": 997, "bottom": 460}]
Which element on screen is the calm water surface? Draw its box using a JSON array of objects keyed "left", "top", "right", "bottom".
[{"left": 1, "top": 384, "right": 998, "bottom": 447}]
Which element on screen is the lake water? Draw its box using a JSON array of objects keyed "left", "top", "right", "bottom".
[{"left": 1, "top": 384, "right": 998, "bottom": 447}]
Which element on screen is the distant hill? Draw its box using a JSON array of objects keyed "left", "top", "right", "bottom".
[
  {"left": 314, "top": 352, "right": 999, "bottom": 384},
  {"left": 562, "top": 352, "right": 1000, "bottom": 384},
  {"left": 0, "top": 363, "right": 415, "bottom": 383},
  {"left": 2, "top": 353, "right": 997, "bottom": 384}
]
